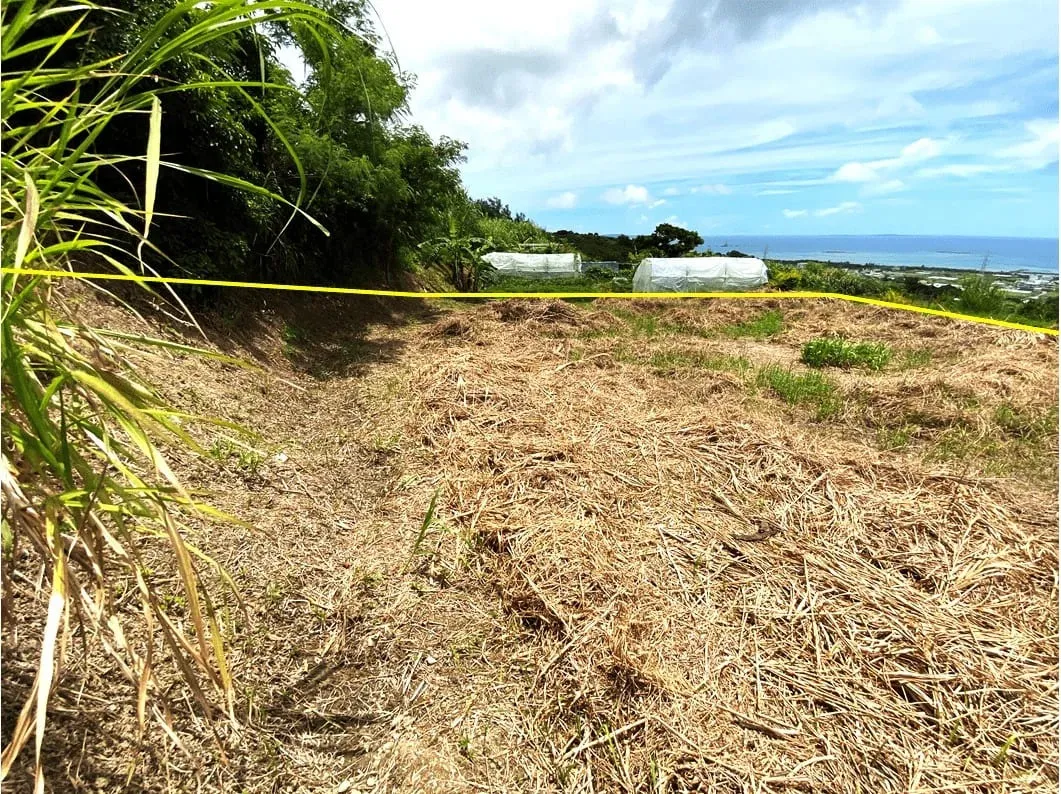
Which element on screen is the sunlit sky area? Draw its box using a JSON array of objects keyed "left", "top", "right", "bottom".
[{"left": 281, "top": 0, "right": 1059, "bottom": 237}]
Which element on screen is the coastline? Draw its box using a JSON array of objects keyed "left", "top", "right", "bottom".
[{"left": 700, "top": 234, "right": 1059, "bottom": 278}]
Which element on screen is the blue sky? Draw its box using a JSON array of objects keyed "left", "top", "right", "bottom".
[{"left": 364, "top": 0, "right": 1059, "bottom": 237}]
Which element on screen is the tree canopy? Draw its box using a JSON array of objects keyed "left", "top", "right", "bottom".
[
  {"left": 646, "top": 223, "right": 705, "bottom": 258},
  {"left": 550, "top": 224, "right": 706, "bottom": 263},
  {"left": 52, "top": 0, "right": 471, "bottom": 289}
]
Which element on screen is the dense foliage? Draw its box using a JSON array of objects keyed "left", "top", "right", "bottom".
[
  {"left": 31, "top": 0, "right": 471, "bottom": 289},
  {"left": 769, "top": 262, "right": 890, "bottom": 297},
  {"left": 550, "top": 230, "right": 640, "bottom": 262}
]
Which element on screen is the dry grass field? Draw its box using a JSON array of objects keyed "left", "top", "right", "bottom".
[{"left": 4, "top": 290, "right": 1058, "bottom": 793}]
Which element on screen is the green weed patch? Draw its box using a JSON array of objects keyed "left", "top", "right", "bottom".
[
  {"left": 756, "top": 365, "right": 841, "bottom": 418},
  {"left": 801, "top": 336, "right": 893, "bottom": 370},
  {"left": 723, "top": 309, "right": 784, "bottom": 339}
]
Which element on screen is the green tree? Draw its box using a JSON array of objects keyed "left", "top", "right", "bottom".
[
  {"left": 266, "top": 11, "right": 469, "bottom": 285},
  {"left": 474, "top": 196, "right": 512, "bottom": 220},
  {"left": 34, "top": 0, "right": 471, "bottom": 289},
  {"left": 643, "top": 223, "right": 704, "bottom": 257},
  {"left": 550, "top": 231, "right": 638, "bottom": 262}
]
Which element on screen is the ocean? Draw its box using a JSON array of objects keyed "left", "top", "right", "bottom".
[{"left": 698, "top": 235, "right": 1059, "bottom": 274}]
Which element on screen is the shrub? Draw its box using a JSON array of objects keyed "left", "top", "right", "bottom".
[
  {"left": 882, "top": 288, "right": 912, "bottom": 305},
  {"left": 1017, "top": 292, "right": 1059, "bottom": 324},
  {"left": 476, "top": 215, "right": 554, "bottom": 250},
  {"left": 800, "top": 265, "right": 887, "bottom": 297},
  {"left": 583, "top": 266, "right": 617, "bottom": 281},
  {"left": 801, "top": 337, "right": 893, "bottom": 370},
  {"left": 769, "top": 267, "right": 804, "bottom": 291},
  {"left": 956, "top": 273, "right": 1006, "bottom": 314}
]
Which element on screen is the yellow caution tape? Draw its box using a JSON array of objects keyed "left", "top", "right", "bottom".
[{"left": 2, "top": 267, "right": 1056, "bottom": 336}]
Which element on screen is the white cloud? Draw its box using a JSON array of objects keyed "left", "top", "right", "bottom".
[
  {"left": 662, "top": 186, "right": 681, "bottom": 196},
  {"left": 546, "top": 190, "right": 578, "bottom": 208},
  {"left": 909, "top": 122, "right": 1058, "bottom": 182},
  {"left": 367, "top": 0, "right": 1057, "bottom": 226},
  {"left": 690, "top": 183, "right": 732, "bottom": 195},
  {"left": 782, "top": 208, "right": 808, "bottom": 218},
  {"left": 915, "top": 24, "right": 942, "bottom": 45},
  {"left": 758, "top": 188, "right": 797, "bottom": 195},
  {"left": 916, "top": 163, "right": 1005, "bottom": 178},
  {"left": 603, "top": 184, "right": 651, "bottom": 204},
  {"left": 815, "top": 201, "right": 862, "bottom": 217},
  {"left": 662, "top": 215, "right": 688, "bottom": 228},
  {"left": 649, "top": 198, "right": 667, "bottom": 207},
  {"left": 831, "top": 136, "right": 944, "bottom": 185},
  {"left": 873, "top": 93, "right": 925, "bottom": 119},
  {"left": 832, "top": 162, "right": 880, "bottom": 182},
  {"left": 900, "top": 137, "right": 942, "bottom": 161},
  {"left": 999, "top": 119, "right": 1059, "bottom": 169}
]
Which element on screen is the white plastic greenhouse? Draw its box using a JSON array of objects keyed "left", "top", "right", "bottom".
[
  {"left": 632, "top": 257, "right": 769, "bottom": 292},
  {"left": 481, "top": 252, "right": 582, "bottom": 278}
]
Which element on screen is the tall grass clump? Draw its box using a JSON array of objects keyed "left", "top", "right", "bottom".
[
  {"left": 956, "top": 273, "right": 1006, "bottom": 315},
  {"left": 0, "top": 0, "right": 335, "bottom": 785}
]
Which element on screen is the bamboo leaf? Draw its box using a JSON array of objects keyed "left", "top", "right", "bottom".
[
  {"left": 142, "top": 95, "right": 161, "bottom": 241},
  {"left": 0, "top": 0, "right": 351, "bottom": 780},
  {"left": 15, "top": 174, "right": 40, "bottom": 268},
  {"left": 159, "top": 508, "right": 217, "bottom": 687}
]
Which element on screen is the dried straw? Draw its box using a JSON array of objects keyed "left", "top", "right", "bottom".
[{"left": 400, "top": 298, "right": 1059, "bottom": 792}]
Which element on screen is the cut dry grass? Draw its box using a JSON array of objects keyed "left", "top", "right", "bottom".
[
  {"left": 648, "top": 349, "right": 750, "bottom": 375},
  {"left": 5, "top": 291, "right": 1057, "bottom": 793},
  {"left": 399, "top": 302, "right": 1058, "bottom": 792}
]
